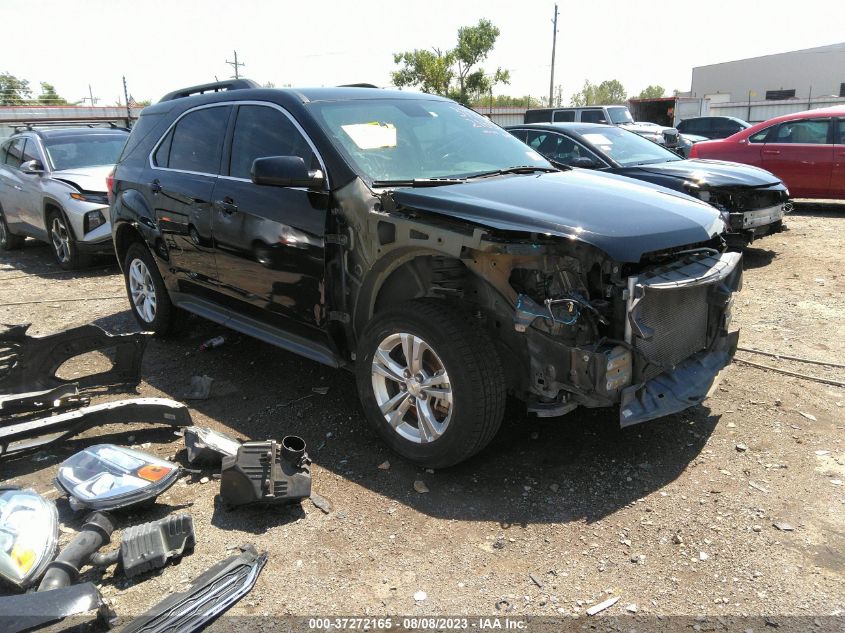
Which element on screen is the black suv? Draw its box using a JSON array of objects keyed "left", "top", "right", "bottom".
[
  {"left": 110, "top": 80, "right": 742, "bottom": 467},
  {"left": 675, "top": 116, "right": 750, "bottom": 140}
]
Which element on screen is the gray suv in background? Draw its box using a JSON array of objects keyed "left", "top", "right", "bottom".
[{"left": 0, "top": 125, "right": 128, "bottom": 268}]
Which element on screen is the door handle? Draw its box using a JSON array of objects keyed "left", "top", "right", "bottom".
[
  {"left": 214, "top": 198, "right": 238, "bottom": 215},
  {"left": 762, "top": 149, "right": 780, "bottom": 155},
  {"left": 150, "top": 179, "right": 161, "bottom": 193},
  {"left": 13, "top": 185, "right": 22, "bottom": 191}
]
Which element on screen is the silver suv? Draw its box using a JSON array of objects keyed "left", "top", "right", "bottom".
[{"left": 0, "top": 125, "right": 128, "bottom": 268}]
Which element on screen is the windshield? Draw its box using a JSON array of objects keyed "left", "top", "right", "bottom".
[
  {"left": 44, "top": 133, "right": 128, "bottom": 171},
  {"left": 580, "top": 126, "right": 681, "bottom": 166},
  {"left": 308, "top": 98, "right": 551, "bottom": 183},
  {"left": 607, "top": 107, "right": 634, "bottom": 124}
]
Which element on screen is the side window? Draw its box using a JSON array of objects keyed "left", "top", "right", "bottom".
[
  {"left": 21, "top": 138, "right": 42, "bottom": 164},
  {"left": 838, "top": 119, "right": 845, "bottom": 145},
  {"left": 580, "top": 109, "right": 607, "bottom": 124},
  {"left": 508, "top": 129, "right": 528, "bottom": 143},
  {"left": 166, "top": 106, "right": 231, "bottom": 174},
  {"left": 153, "top": 129, "right": 174, "bottom": 167},
  {"left": 0, "top": 141, "right": 9, "bottom": 164},
  {"left": 552, "top": 110, "right": 575, "bottom": 122},
  {"left": 749, "top": 126, "right": 775, "bottom": 143},
  {"left": 525, "top": 131, "right": 548, "bottom": 151},
  {"left": 772, "top": 119, "right": 830, "bottom": 144},
  {"left": 228, "top": 105, "right": 314, "bottom": 179},
  {"left": 4, "top": 138, "right": 25, "bottom": 168},
  {"left": 525, "top": 131, "right": 591, "bottom": 166}
]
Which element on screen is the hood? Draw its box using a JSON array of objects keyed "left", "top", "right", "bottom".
[
  {"left": 633, "top": 158, "right": 783, "bottom": 188},
  {"left": 620, "top": 122, "right": 675, "bottom": 134},
  {"left": 390, "top": 170, "right": 724, "bottom": 263},
  {"left": 51, "top": 165, "right": 114, "bottom": 193}
]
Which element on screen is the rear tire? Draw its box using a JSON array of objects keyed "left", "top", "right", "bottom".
[
  {"left": 123, "top": 241, "right": 183, "bottom": 336},
  {"left": 47, "top": 209, "right": 90, "bottom": 269},
  {"left": 355, "top": 299, "right": 506, "bottom": 468},
  {"left": 0, "top": 205, "right": 25, "bottom": 251}
]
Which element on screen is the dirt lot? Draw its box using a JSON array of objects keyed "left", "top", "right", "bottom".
[{"left": 2, "top": 204, "right": 845, "bottom": 631}]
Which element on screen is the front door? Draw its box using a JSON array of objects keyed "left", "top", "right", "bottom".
[
  {"left": 148, "top": 105, "right": 232, "bottom": 298},
  {"left": 761, "top": 117, "right": 833, "bottom": 197},
  {"left": 832, "top": 118, "right": 845, "bottom": 198},
  {"left": 210, "top": 103, "right": 329, "bottom": 335}
]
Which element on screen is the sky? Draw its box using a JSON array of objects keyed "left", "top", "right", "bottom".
[{"left": 2, "top": 0, "right": 843, "bottom": 106}]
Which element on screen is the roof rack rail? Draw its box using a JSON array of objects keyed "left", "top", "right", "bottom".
[
  {"left": 11, "top": 121, "right": 131, "bottom": 133},
  {"left": 338, "top": 83, "right": 380, "bottom": 88},
  {"left": 158, "top": 79, "right": 260, "bottom": 103}
]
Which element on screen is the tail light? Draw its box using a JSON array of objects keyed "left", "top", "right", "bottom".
[{"left": 106, "top": 168, "right": 116, "bottom": 205}]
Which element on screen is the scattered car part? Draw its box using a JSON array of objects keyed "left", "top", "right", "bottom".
[
  {"left": 0, "top": 384, "right": 88, "bottom": 417},
  {"left": 0, "top": 323, "right": 148, "bottom": 395},
  {"left": 38, "top": 512, "right": 114, "bottom": 592},
  {"left": 0, "top": 581, "right": 113, "bottom": 633},
  {"left": 220, "top": 436, "right": 311, "bottom": 507},
  {"left": 184, "top": 426, "right": 241, "bottom": 466},
  {"left": 197, "top": 336, "right": 225, "bottom": 351},
  {"left": 91, "top": 514, "right": 195, "bottom": 578},
  {"left": 0, "top": 397, "right": 192, "bottom": 457},
  {"left": 0, "top": 488, "right": 58, "bottom": 589},
  {"left": 184, "top": 375, "right": 214, "bottom": 400},
  {"left": 55, "top": 444, "right": 181, "bottom": 511},
  {"left": 120, "top": 544, "right": 267, "bottom": 633}
]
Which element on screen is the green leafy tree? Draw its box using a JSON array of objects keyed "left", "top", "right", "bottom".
[
  {"left": 570, "top": 79, "right": 627, "bottom": 106},
  {"left": 392, "top": 19, "right": 509, "bottom": 105},
  {"left": 0, "top": 72, "right": 32, "bottom": 105},
  {"left": 37, "top": 82, "right": 72, "bottom": 105},
  {"left": 636, "top": 85, "right": 665, "bottom": 99}
]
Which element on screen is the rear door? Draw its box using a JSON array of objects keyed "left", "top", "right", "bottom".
[
  {"left": 0, "top": 138, "right": 28, "bottom": 226},
  {"left": 832, "top": 118, "right": 845, "bottom": 198},
  {"left": 18, "top": 137, "right": 47, "bottom": 229},
  {"left": 211, "top": 102, "right": 330, "bottom": 334},
  {"left": 761, "top": 117, "right": 833, "bottom": 197},
  {"left": 148, "top": 104, "right": 232, "bottom": 298}
]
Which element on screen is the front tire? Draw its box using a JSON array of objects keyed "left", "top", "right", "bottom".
[
  {"left": 355, "top": 299, "right": 506, "bottom": 468},
  {"left": 0, "top": 205, "right": 25, "bottom": 251},
  {"left": 123, "top": 241, "right": 182, "bottom": 336},
  {"left": 47, "top": 210, "right": 89, "bottom": 269}
]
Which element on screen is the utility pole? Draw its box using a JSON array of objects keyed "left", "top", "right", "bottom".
[
  {"left": 549, "top": 3, "right": 559, "bottom": 105},
  {"left": 226, "top": 51, "right": 245, "bottom": 79},
  {"left": 81, "top": 84, "right": 99, "bottom": 106},
  {"left": 122, "top": 76, "right": 132, "bottom": 127}
]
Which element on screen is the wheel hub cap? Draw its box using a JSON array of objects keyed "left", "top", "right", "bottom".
[
  {"left": 50, "top": 217, "right": 70, "bottom": 263},
  {"left": 371, "top": 332, "right": 453, "bottom": 444},
  {"left": 128, "top": 259, "right": 157, "bottom": 323}
]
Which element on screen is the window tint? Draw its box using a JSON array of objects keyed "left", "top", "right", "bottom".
[
  {"left": 552, "top": 110, "right": 575, "bottom": 122},
  {"left": 166, "top": 106, "right": 231, "bottom": 174},
  {"left": 4, "top": 138, "right": 25, "bottom": 168},
  {"left": 837, "top": 119, "right": 845, "bottom": 144},
  {"left": 153, "top": 129, "right": 174, "bottom": 168},
  {"left": 772, "top": 119, "right": 829, "bottom": 144},
  {"left": 749, "top": 126, "right": 774, "bottom": 143},
  {"left": 21, "top": 138, "right": 42, "bottom": 164},
  {"left": 765, "top": 89, "right": 796, "bottom": 100},
  {"left": 508, "top": 129, "right": 528, "bottom": 142},
  {"left": 525, "top": 130, "right": 597, "bottom": 166},
  {"left": 524, "top": 109, "right": 552, "bottom": 123},
  {"left": 229, "top": 105, "right": 313, "bottom": 179},
  {"left": 580, "top": 109, "right": 607, "bottom": 124}
]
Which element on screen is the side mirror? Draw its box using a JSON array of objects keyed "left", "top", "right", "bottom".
[
  {"left": 21, "top": 159, "right": 44, "bottom": 174},
  {"left": 251, "top": 156, "right": 324, "bottom": 189},
  {"left": 571, "top": 157, "right": 596, "bottom": 168}
]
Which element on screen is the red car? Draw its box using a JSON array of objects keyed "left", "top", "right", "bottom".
[{"left": 690, "top": 106, "right": 845, "bottom": 199}]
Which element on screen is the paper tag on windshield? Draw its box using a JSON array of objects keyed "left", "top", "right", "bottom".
[
  {"left": 341, "top": 122, "right": 397, "bottom": 149},
  {"left": 582, "top": 133, "right": 612, "bottom": 146}
]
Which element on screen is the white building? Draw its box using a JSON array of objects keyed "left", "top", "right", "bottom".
[{"left": 689, "top": 42, "right": 845, "bottom": 122}]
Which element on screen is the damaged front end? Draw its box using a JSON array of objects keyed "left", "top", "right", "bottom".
[{"left": 484, "top": 244, "right": 741, "bottom": 426}]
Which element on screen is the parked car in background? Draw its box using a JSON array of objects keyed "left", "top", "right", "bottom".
[
  {"left": 508, "top": 122, "right": 791, "bottom": 247},
  {"left": 0, "top": 125, "right": 128, "bottom": 267},
  {"left": 524, "top": 105, "right": 680, "bottom": 148},
  {"left": 110, "top": 79, "right": 740, "bottom": 467},
  {"left": 690, "top": 106, "right": 845, "bottom": 199},
  {"left": 676, "top": 133, "right": 709, "bottom": 158},
  {"left": 676, "top": 116, "right": 750, "bottom": 140}
]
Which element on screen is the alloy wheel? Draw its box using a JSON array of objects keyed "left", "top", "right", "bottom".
[
  {"left": 371, "top": 332, "right": 453, "bottom": 443},
  {"left": 128, "top": 259, "right": 157, "bottom": 323},
  {"left": 50, "top": 216, "right": 71, "bottom": 264},
  {"left": 0, "top": 217, "right": 7, "bottom": 245}
]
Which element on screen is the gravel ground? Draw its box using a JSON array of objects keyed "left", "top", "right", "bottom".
[{"left": 1, "top": 203, "right": 844, "bottom": 631}]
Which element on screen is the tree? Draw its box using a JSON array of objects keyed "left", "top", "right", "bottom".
[
  {"left": 0, "top": 72, "right": 32, "bottom": 105},
  {"left": 636, "top": 85, "right": 665, "bottom": 100},
  {"left": 392, "top": 19, "right": 509, "bottom": 105},
  {"left": 37, "top": 82, "right": 71, "bottom": 105},
  {"left": 570, "top": 79, "right": 627, "bottom": 106}
]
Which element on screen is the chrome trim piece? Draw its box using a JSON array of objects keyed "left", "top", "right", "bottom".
[{"left": 147, "top": 100, "right": 330, "bottom": 189}]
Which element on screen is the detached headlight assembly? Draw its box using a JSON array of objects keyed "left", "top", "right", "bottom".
[
  {"left": 55, "top": 444, "right": 180, "bottom": 511},
  {"left": 0, "top": 488, "right": 59, "bottom": 588}
]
